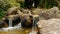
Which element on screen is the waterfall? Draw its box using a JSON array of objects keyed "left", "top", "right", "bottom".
[
  {"left": 9, "top": 19, "right": 12, "bottom": 27},
  {"left": 32, "top": 2, "right": 35, "bottom": 7},
  {"left": 29, "top": 17, "right": 37, "bottom": 34}
]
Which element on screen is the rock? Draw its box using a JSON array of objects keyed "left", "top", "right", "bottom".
[
  {"left": 39, "top": 12, "right": 52, "bottom": 20},
  {"left": 56, "top": 0, "right": 60, "bottom": 5},
  {"left": 21, "top": 14, "right": 39, "bottom": 28},
  {"left": 21, "top": 15, "right": 33, "bottom": 28},
  {"left": 37, "top": 18, "right": 60, "bottom": 34},
  {"left": 0, "top": 18, "right": 8, "bottom": 28},
  {"left": 7, "top": 7, "right": 18, "bottom": 15},
  {"left": 32, "top": 8, "right": 43, "bottom": 15},
  {"left": 17, "top": 10, "right": 24, "bottom": 16},
  {"left": 0, "top": 15, "right": 21, "bottom": 27},
  {"left": 20, "top": 9, "right": 31, "bottom": 14},
  {"left": 47, "top": 7, "right": 60, "bottom": 18},
  {"left": 39, "top": 7, "right": 60, "bottom": 20}
]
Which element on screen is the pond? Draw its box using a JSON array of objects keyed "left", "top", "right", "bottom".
[{"left": 0, "top": 27, "right": 32, "bottom": 34}]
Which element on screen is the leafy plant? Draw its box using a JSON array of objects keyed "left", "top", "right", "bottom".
[{"left": 0, "top": 0, "right": 20, "bottom": 19}]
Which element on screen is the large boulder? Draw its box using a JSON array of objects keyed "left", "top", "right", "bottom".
[
  {"left": 0, "top": 18, "right": 9, "bottom": 28},
  {"left": 21, "top": 14, "right": 33, "bottom": 28},
  {"left": 39, "top": 7, "right": 60, "bottom": 20},
  {"left": 7, "top": 7, "right": 19, "bottom": 15},
  {"left": 37, "top": 18, "right": 60, "bottom": 34}
]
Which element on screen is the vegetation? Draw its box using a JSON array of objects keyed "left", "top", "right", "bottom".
[
  {"left": 0, "top": 0, "right": 20, "bottom": 19},
  {"left": 0, "top": 0, "right": 59, "bottom": 19},
  {"left": 45, "top": 0, "right": 58, "bottom": 9}
]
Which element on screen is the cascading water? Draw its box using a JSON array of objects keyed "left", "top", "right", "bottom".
[
  {"left": 29, "top": 2, "right": 37, "bottom": 34},
  {"left": 2, "top": 17, "right": 22, "bottom": 32},
  {"left": 9, "top": 18, "right": 12, "bottom": 27},
  {"left": 29, "top": 16, "right": 37, "bottom": 34},
  {"left": 32, "top": 2, "right": 35, "bottom": 8}
]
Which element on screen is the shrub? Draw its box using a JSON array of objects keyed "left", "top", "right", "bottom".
[{"left": 0, "top": 0, "right": 20, "bottom": 19}]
